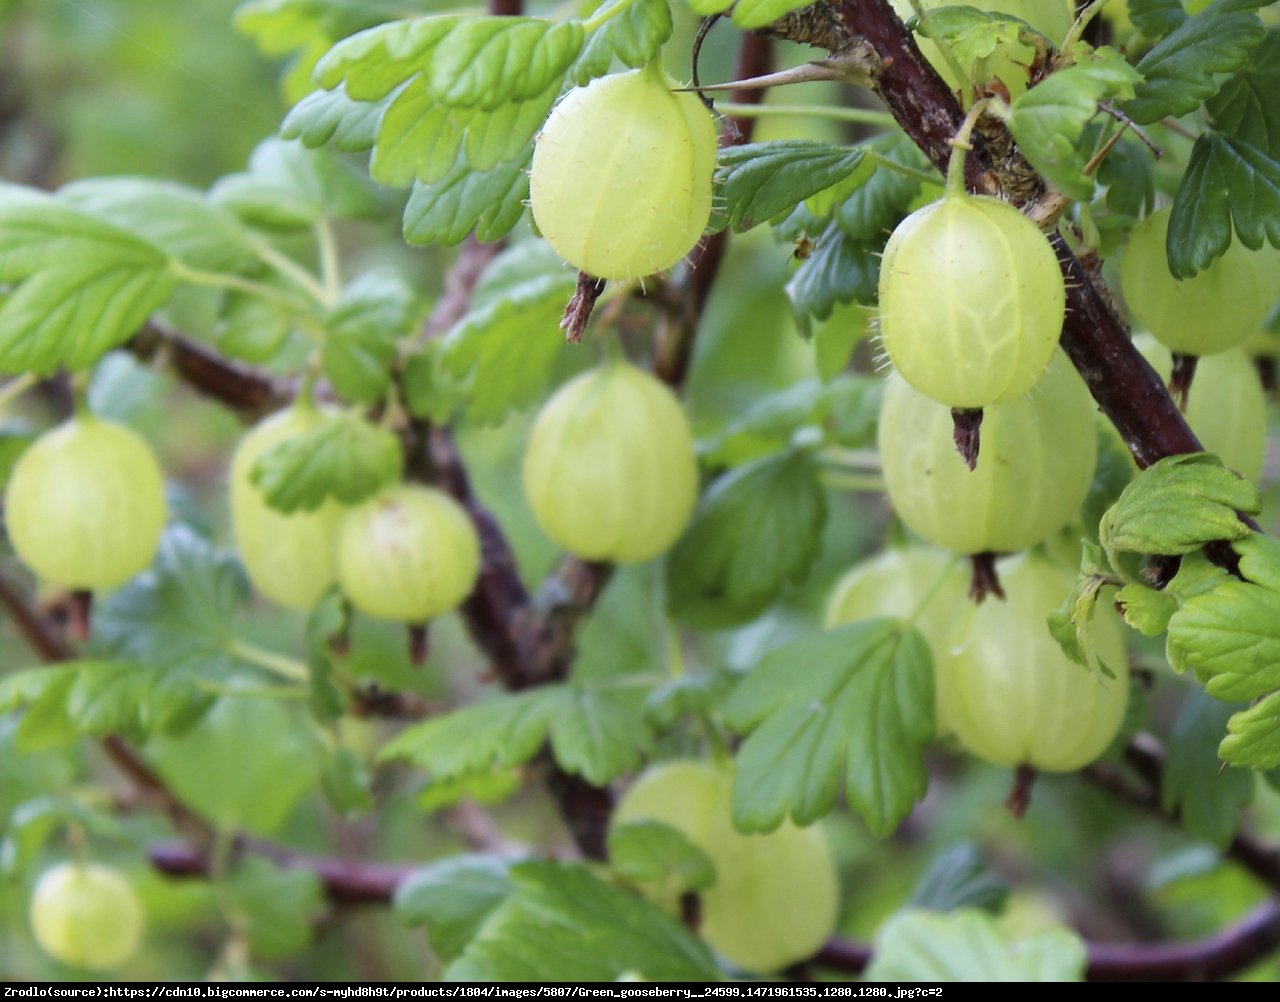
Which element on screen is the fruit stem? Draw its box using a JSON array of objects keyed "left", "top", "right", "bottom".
[
  {"left": 1003, "top": 763, "right": 1037, "bottom": 818},
  {"left": 951, "top": 407, "right": 983, "bottom": 469},
  {"left": 967, "top": 552, "right": 1005, "bottom": 603},
  {"left": 945, "top": 98, "right": 988, "bottom": 198}
]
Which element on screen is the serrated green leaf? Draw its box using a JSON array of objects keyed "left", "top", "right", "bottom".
[
  {"left": 1161, "top": 687, "right": 1253, "bottom": 846},
  {"left": 250, "top": 413, "right": 403, "bottom": 513},
  {"left": 643, "top": 670, "right": 735, "bottom": 729},
  {"left": 608, "top": 821, "right": 717, "bottom": 894},
  {"left": 1166, "top": 534, "right": 1280, "bottom": 701},
  {"left": 865, "top": 909, "right": 1086, "bottom": 981},
  {"left": 1097, "top": 135, "right": 1157, "bottom": 218},
  {"left": 786, "top": 224, "right": 879, "bottom": 327},
  {"left": 666, "top": 450, "right": 827, "bottom": 628},
  {"left": 215, "top": 291, "right": 295, "bottom": 364},
  {"left": 716, "top": 142, "right": 867, "bottom": 232},
  {"left": 1207, "top": 29, "right": 1280, "bottom": 156},
  {"left": 445, "top": 862, "right": 719, "bottom": 981},
  {"left": 400, "top": 342, "right": 464, "bottom": 424},
  {"left": 441, "top": 271, "right": 574, "bottom": 424},
  {"left": 572, "top": 0, "right": 673, "bottom": 83},
  {"left": 835, "top": 135, "right": 930, "bottom": 240},
  {"left": 67, "top": 660, "right": 212, "bottom": 741},
  {"left": 907, "top": 843, "right": 1010, "bottom": 915},
  {"left": 1127, "top": 0, "right": 1186, "bottom": 37},
  {"left": 547, "top": 687, "right": 653, "bottom": 785},
  {"left": 280, "top": 83, "right": 390, "bottom": 152},
  {"left": 321, "top": 270, "right": 421, "bottom": 404},
  {"left": 402, "top": 151, "right": 531, "bottom": 247},
  {"left": 427, "top": 18, "right": 582, "bottom": 109},
  {"left": 378, "top": 688, "right": 563, "bottom": 777},
  {"left": 0, "top": 189, "right": 176, "bottom": 374},
  {"left": 315, "top": 17, "right": 462, "bottom": 100},
  {"left": 1115, "top": 581, "right": 1178, "bottom": 635},
  {"left": 1099, "top": 453, "right": 1258, "bottom": 563},
  {"left": 414, "top": 770, "right": 523, "bottom": 812},
  {"left": 730, "top": 0, "right": 819, "bottom": 30},
  {"left": 395, "top": 855, "right": 512, "bottom": 962},
  {"left": 228, "top": 857, "right": 326, "bottom": 959},
  {"left": 1167, "top": 132, "right": 1280, "bottom": 278},
  {"left": 1005, "top": 48, "right": 1141, "bottom": 200},
  {"left": 914, "top": 6, "right": 1029, "bottom": 64},
  {"left": 724, "top": 620, "right": 933, "bottom": 836},
  {"left": 1221, "top": 690, "right": 1280, "bottom": 769},
  {"left": 1123, "top": 0, "right": 1267, "bottom": 125}
]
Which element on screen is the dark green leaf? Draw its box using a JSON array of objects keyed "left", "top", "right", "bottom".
[
  {"left": 907, "top": 843, "right": 1010, "bottom": 915},
  {"left": 445, "top": 861, "right": 719, "bottom": 981},
  {"left": 724, "top": 620, "right": 934, "bottom": 836},
  {"left": 644, "top": 670, "right": 736, "bottom": 729},
  {"left": 607, "top": 821, "right": 717, "bottom": 893},
  {"left": 321, "top": 270, "right": 422, "bottom": 404},
  {"left": 1097, "top": 136, "right": 1157, "bottom": 218},
  {"left": 1127, "top": 0, "right": 1186, "bottom": 37},
  {"left": 1161, "top": 687, "right": 1253, "bottom": 846},
  {"left": 402, "top": 151, "right": 531, "bottom": 247},
  {"left": 571, "top": 0, "right": 673, "bottom": 83},
  {"left": 1167, "top": 132, "right": 1280, "bottom": 277},
  {"left": 1206, "top": 29, "right": 1280, "bottom": 156},
  {"left": 250, "top": 413, "right": 403, "bottom": 512},
  {"left": 228, "top": 857, "right": 325, "bottom": 959},
  {"left": 547, "top": 687, "right": 653, "bottom": 785},
  {"left": 716, "top": 142, "right": 867, "bottom": 232},
  {"left": 666, "top": 450, "right": 827, "bottom": 628},
  {"left": 395, "top": 855, "right": 512, "bottom": 962},
  {"left": 1124, "top": 0, "right": 1267, "bottom": 124},
  {"left": 835, "top": 135, "right": 931, "bottom": 241},
  {"left": 787, "top": 224, "right": 879, "bottom": 327}
]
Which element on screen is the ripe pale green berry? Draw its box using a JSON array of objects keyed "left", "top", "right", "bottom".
[
  {"left": 1133, "top": 334, "right": 1268, "bottom": 482},
  {"left": 231, "top": 405, "right": 345, "bottom": 610},
  {"left": 941, "top": 553, "right": 1129, "bottom": 771},
  {"left": 613, "top": 760, "right": 839, "bottom": 974},
  {"left": 1120, "top": 207, "right": 1274, "bottom": 356},
  {"left": 878, "top": 350, "right": 1097, "bottom": 555},
  {"left": 825, "top": 547, "right": 968, "bottom": 734},
  {"left": 6, "top": 415, "right": 165, "bottom": 590},
  {"left": 337, "top": 484, "right": 480, "bottom": 624},
  {"left": 523, "top": 362, "right": 698, "bottom": 564},
  {"left": 530, "top": 65, "right": 717, "bottom": 280},
  {"left": 878, "top": 194, "right": 1066, "bottom": 408},
  {"left": 30, "top": 862, "right": 144, "bottom": 971}
]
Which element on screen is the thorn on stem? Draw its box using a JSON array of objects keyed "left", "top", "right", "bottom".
[
  {"left": 951, "top": 407, "right": 983, "bottom": 469},
  {"left": 968, "top": 552, "right": 1005, "bottom": 603},
  {"left": 561, "top": 273, "right": 607, "bottom": 344},
  {"left": 1004, "top": 763, "right": 1037, "bottom": 818},
  {"left": 1168, "top": 353, "right": 1198, "bottom": 410}
]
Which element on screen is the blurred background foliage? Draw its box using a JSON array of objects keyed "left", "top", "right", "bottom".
[{"left": 0, "top": 0, "right": 1277, "bottom": 983}]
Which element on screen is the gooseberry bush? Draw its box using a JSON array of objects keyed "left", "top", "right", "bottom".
[{"left": 2, "top": 0, "right": 1280, "bottom": 984}]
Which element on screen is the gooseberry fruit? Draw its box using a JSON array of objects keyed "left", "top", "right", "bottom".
[
  {"left": 940, "top": 552, "right": 1129, "bottom": 771},
  {"left": 29, "top": 862, "right": 144, "bottom": 971},
  {"left": 612, "top": 760, "right": 838, "bottom": 974},
  {"left": 878, "top": 350, "right": 1097, "bottom": 555},
  {"left": 1133, "top": 334, "right": 1267, "bottom": 482},
  {"left": 529, "top": 64, "right": 717, "bottom": 280},
  {"left": 5, "top": 415, "right": 165, "bottom": 590},
  {"left": 877, "top": 193, "right": 1065, "bottom": 408},
  {"left": 336, "top": 484, "right": 480, "bottom": 624},
  {"left": 1119, "top": 207, "right": 1274, "bottom": 356},
  {"left": 825, "top": 547, "right": 968, "bottom": 734},
  {"left": 523, "top": 362, "right": 698, "bottom": 563},
  {"left": 230, "top": 405, "right": 345, "bottom": 610}
]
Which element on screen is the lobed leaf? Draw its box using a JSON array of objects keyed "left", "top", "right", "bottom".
[
  {"left": 1161, "top": 687, "right": 1254, "bottom": 846},
  {"left": 394, "top": 855, "right": 512, "bottom": 962},
  {"left": 1206, "top": 29, "right": 1280, "bottom": 157},
  {"left": 402, "top": 150, "right": 531, "bottom": 247},
  {"left": 716, "top": 141, "right": 867, "bottom": 232},
  {"left": 571, "top": 0, "right": 673, "bottom": 84}
]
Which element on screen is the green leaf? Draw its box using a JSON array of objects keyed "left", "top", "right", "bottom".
[
  {"left": 1127, "top": 0, "right": 1186, "bottom": 37},
  {"left": 1005, "top": 48, "right": 1142, "bottom": 200},
  {"left": 0, "top": 795, "right": 127, "bottom": 876},
  {"left": 441, "top": 271, "right": 575, "bottom": 425},
  {"left": 1048, "top": 540, "right": 1123, "bottom": 677},
  {"left": 402, "top": 151, "right": 531, "bottom": 247},
  {"left": 395, "top": 855, "right": 512, "bottom": 962},
  {"left": 724, "top": 620, "right": 934, "bottom": 836},
  {"left": 730, "top": 0, "right": 821, "bottom": 30},
  {"left": 1123, "top": 0, "right": 1267, "bottom": 125},
  {"left": 865, "top": 909, "right": 1086, "bottom": 981},
  {"left": 571, "top": 0, "right": 673, "bottom": 84},
  {"left": 1166, "top": 533, "right": 1280, "bottom": 701},
  {"left": 427, "top": 18, "right": 582, "bottom": 110},
  {"left": 547, "top": 687, "right": 653, "bottom": 786},
  {"left": 13, "top": 670, "right": 77, "bottom": 752},
  {"left": 1206, "top": 29, "right": 1280, "bottom": 156},
  {"left": 1221, "top": 690, "right": 1280, "bottom": 769},
  {"left": 697, "top": 379, "right": 825, "bottom": 467},
  {"left": 445, "top": 861, "right": 719, "bottom": 981},
  {"left": 321, "top": 270, "right": 422, "bottom": 404},
  {"left": 1097, "top": 136, "right": 1157, "bottom": 218},
  {"left": 215, "top": 290, "right": 295, "bottom": 364},
  {"left": 786, "top": 224, "right": 879, "bottom": 327},
  {"left": 414, "top": 770, "right": 523, "bottom": 812},
  {"left": 378, "top": 688, "right": 563, "bottom": 778},
  {"left": 280, "top": 83, "right": 389, "bottom": 153},
  {"left": 1099, "top": 453, "right": 1259, "bottom": 564},
  {"left": 914, "top": 6, "right": 1031, "bottom": 63},
  {"left": 607, "top": 821, "right": 717, "bottom": 894},
  {"left": 1161, "top": 687, "right": 1253, "bottom": 846},
  {"left": 1167, "top": 132, "right": 1280, "bottom": 278},
  {"left": 1115, "top": 580, "right": 1179, "bottom": 636},
  {"left": 716, "top": 142, "right": 868, "bottom": 232},
  {"left": 907, "top": 843, "right": 1010, "bottom": 915},
  {"left": 315, "top": 17, "right": 462, "bottom": 101},
  {"left": 688, "top": 0, "right": 732, "bottom": 15},
  {"left": 227, "top": 857, "right": 325, "bottom": 959},
  {"left": 835, "top": 134, "right": 931, "bottom": 241},
  {"left": 320, "top": 746, "right": 375, "bottom": 816},
  {"left": 67, "top": 660, "right": 212, "bottom": 741},
  {"left": 0, "top": 189, "right": 176, "bottom": 374},
  {"left": 666, "top": 449, "right": 828, "bottom": 628},
  {"left": 644, "top": 670, "right": 736, "bottom": 729},
  {"left": 249, "top": 412, "right": 403, "bottom": 513}
]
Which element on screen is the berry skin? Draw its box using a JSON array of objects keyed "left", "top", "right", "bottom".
[
  {"left": 878, "top": 350, "right": 1097, "bottom": 555},
  {"left": 29, "top": 862, "right": 144, "bottom": 971},
  {"left": 523, "top": 362, "right": 698, "bottom": 564},
  {"left": 336, "top": 484, "right": 480, "bottom": 624},
  {"left": 612, "top": 760, "right": 839, "bottom": 974},
  {"left": 230, "top": 406, "right": 345, "bottom": 610},
  {"left": 939, "top": 552, "right": 1129, "bottom": 771},
  {"left": 5, "top": 415, "right": 165, "bottom": 590},
  {"left": 1120, "top": 207, "right": 1274, "bottom": 356},
  {"left": 529, "top": 65, "right": 717, "bottom": 280},
  {"left": 877, "top": 194, "right": 1066, "bottom": 409}
]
